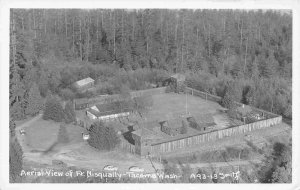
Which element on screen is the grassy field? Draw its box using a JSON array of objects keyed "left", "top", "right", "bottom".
[
  {"left": 22, "top": 118, "right": 85, "bottom": 151},
  {"left": 19, "top": 92, "right": 291, "bottom": 176},
  {"left": 147, "top": 93, "right": 222, "bottom": 121}
]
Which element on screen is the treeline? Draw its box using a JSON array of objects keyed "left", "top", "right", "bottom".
[
  {"left": 9, "top": 9, "right": 292, "bottom": 121},
  {"left": 185, "top": 71, "right": 292, "bottom": 119},
  {"left": 10, "top": 9, "right": 292, "bottom": 75}
]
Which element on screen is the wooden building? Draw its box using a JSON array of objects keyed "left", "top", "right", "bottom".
[
  {"left": 86, "top": 101, "right": 132, "bottom": 121},
  {"left": 160, "top": 118, "right": 188, "bottom": 136},
  {"left": 189, "top": 114, "right": 217, "bottom": 131},
  {"left": 73, "top": 77, "right": 95, "bottom": 92},
  {"left": 170, "top": 73, "right": 186, "bottom": 92},
  {"left": 131, "top": 128, "right": 157, "bottom": 156}
]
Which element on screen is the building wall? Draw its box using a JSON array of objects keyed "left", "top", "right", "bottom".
[
  {"left": 75, "top": 81, "right": 94, "bottom": 92},
  {"left": 75, "top": 103, "right": 89, "bottom": 110},
  {"left": 98, "top": 112, "right": 130, "bottom": 121}
]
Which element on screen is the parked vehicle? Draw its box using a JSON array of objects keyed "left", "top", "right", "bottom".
[
  {"left": 129, "top": 166, "right": 144, "bottom": 172},
  {"left": 103, "top": 165, "right": 118, "bottom": 171},
  {"left": 81, "top": 132, "right": 90, "bottom": 140},
  {"left": 19, "top": 129, "right": 26, "bottom": 135}
]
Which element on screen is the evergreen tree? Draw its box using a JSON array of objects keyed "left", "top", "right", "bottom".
[
  {"left": 25, "top": 83, "right": 43, "bottom": 116},
  {"left": 9, "top": 67, "right": 26, "bottom": 120},
  {"left": 9, "top": 121, "right": 23, "bottom": 183},
  {"left": 43, "top": 96, "right": 64, "bottom": 122},
  {"left": 64, "top": 101, "right": 76, "bottom": 124},
  {"left": 257, "top": 142, "right": 292, "bottom": 183},
  {"left": 9, "top": 139, "right": 23, "bottom": 183},
  {"left": 9, "top": 120, "right": 16, "bottom": 137},
  {"left": 87, "top": 122, "right": 120, "bottom": 151},
  {"left": 221, "top": 81, "right": 242, "bottom": 109},
  {"left": 259, "top": 53, "right": 276, "bottom": 78}
]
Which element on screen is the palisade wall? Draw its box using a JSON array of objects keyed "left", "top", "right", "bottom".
[
  {"left": 130, "top": 87, "right": 167, "bottom": 97},
  {"left": 148, "top": 86, "right": 282, "bottom": 156},
  {"left": 150, "top": 115, "right": 282, "bottom": 155}
]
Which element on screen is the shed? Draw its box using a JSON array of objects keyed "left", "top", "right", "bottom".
[
  {"left": 160, "top": 118, "right": 187, "bottom": 136},
  {"left": 189, "top": 114, "right": 216, "bottom": 131},
  {"left": 73, "top": 77, "right": 95, "bottom": 92},
  {"left": 170, "top": 73, "right": 186, "bottom": 93}
]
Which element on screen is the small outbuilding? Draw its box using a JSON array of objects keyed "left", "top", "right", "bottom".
[
  {"left": 160, "top": 118, "right": 188, "bottom": 136},
  {"left": 170, "top": 73, "right": 186, "bottom": 93},
  {"left": 73, "top": 77, "right": 95, "bottom": 92},
  {"left": 189, "top": 114, "right": 216, "bottom": 131}
]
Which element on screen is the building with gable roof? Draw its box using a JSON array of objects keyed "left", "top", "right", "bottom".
[{"left": 73, "top": 77, "right": 95, "bottom": 92}]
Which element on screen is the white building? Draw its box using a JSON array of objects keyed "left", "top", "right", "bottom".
[{"left": 86, "top": 101, "right": 131, "bottom": 121}]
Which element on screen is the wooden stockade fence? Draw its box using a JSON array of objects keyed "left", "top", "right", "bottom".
[
  {"left": 185, "top": 87, "right": 222, "bottom": 102},
  {"left": 118, "top": 86, "right": 282, "bottom": 157},
  {"left": 149, "top": 115, "right": 282, "bottom": 155},
  {"left": 147, "top": 86, "right": 282, "bottom": 156},
  {"left": 130, "top": 87, "right": 167, "bottom": 98},
  {"left": 185, "top": 86, "right": 279, "bottom": 119},
  {"left": 120, "top": 138, "right": 135, "bottom": 154}
]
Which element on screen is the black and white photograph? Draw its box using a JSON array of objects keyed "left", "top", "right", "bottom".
[{"left": 1, "top": 0, "right": 299, "bottom": 189}]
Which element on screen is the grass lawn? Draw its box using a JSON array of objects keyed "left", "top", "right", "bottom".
[
  {"left": 15, "top": 116, "right": 36, "bottom": 127},
  {"left": 147, "top": 93, "right": 223, "bottom": 121},
  {"left": 24, "top": 118, "right": 85, "bottom": 151}
]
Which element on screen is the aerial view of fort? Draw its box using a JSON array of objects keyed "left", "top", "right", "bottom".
[{"left": 7, "top": 7, "right": 292, "bottom": 184}]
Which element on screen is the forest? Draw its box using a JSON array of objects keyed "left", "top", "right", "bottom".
[{"left": 9, "top": 9, "right": 292, "bottom": 121}]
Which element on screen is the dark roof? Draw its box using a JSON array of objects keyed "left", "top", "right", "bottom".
[
  {"left": 95, "top": 101, "right": 132, "bottom": 113},
  {"left": 74, "top": 98, "right": 89, "bottom": 105},
  {"left": 197, "top": 122, "right": 216, "bottom": 129},
  {"left": 193, "top": 114, "right": 215, "bottom": 124},
  {"left": 161, "top": 118, "right": 186, "bottom": 129}
]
